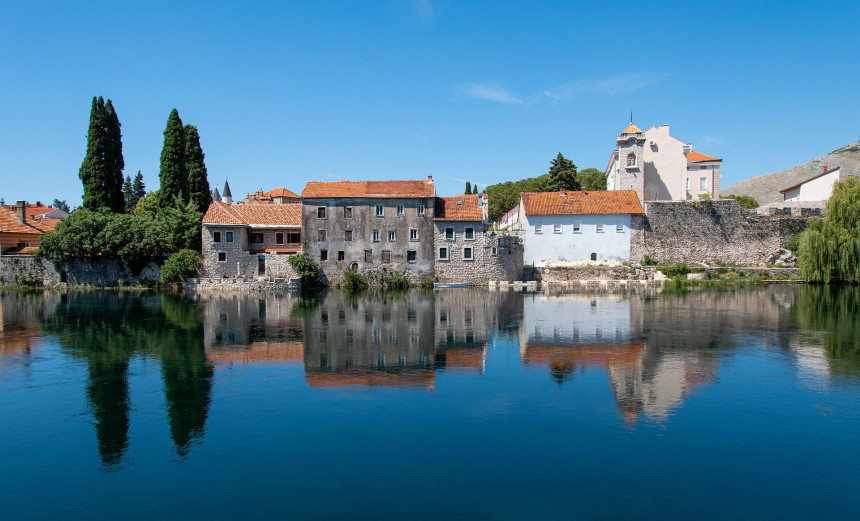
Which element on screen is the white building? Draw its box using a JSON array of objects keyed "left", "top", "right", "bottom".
[
  {"left": 513, "top": 189, "right": 643, "bottom": 266},
  {"left": 606, "top": 123, "right": 722, "bottom": 202},
  {"left": 780, "top": 166, "right": 854, "bottom": 202}
]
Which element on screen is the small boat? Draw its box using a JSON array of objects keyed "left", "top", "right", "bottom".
[{"left": 433, "top": 282, "right": 468, "bottom": 289}]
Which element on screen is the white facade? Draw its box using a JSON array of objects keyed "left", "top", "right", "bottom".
[
  {"left": 782, "top": 167, "right": 841, "bottom": 202},
  {"left": 519, "top": 212, "right": 632, "bottom": 266}
]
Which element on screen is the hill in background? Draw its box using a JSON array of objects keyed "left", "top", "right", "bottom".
[{"left": 720, "top": 140, "right": 860, "bottom": 205}]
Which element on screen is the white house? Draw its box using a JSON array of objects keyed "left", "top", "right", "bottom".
[
  {"left": 514, "top": 189, "right": 644, "bottom": 266},
  {"left": 780, "top": 166, "right": 855, "bottom": 202},
  {"left": 606, "top": 123, "right": 721, "bottom": 202}
]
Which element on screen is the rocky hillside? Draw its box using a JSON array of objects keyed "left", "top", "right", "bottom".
[{"left": 720, "top": 140, "right": 860, "bottom": 205}]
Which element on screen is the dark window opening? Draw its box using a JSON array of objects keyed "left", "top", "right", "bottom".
[
  {"left": 251, "top": 233, "right": 264, "bottom": 243},
  {"left": 320, "top": 250, "right": 328, "bottom": 261},
  {"left": 338, "top": 251, "right": 345, "bottom": 261},
  {"left": 590, "top": 252, "right": 597, "bottom": 261},
  {"left": 407, "top": 250, "right": 417, "bottom": 262},
  {"left": 317, "top": 207, "right": 326, "bottom": 219},
  {"left": 226, "top": 231, "right": 233, "bottom": 242},
  {"left": 276, "top": 232, "right": 284, "bottom": 244},
  {"left": 213, "top": 231, "right": 221, "bottom": 243}
]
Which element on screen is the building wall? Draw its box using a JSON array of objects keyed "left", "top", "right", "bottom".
[
  {"left": 612, "top": 136, "right": 646, "bottom": 201},
  {"left": 521, "top": 214, "right": 632, "bottom": 266},
  {"left": 433, "top": 222, "right": 522, "bottom": 284},
  {"left": 643, "top": 126, "right": 686, "bottom": 201},
  {"left": 686, "top": 162, "right": 721, "bottom": 200},
  {"left": 201, "top": 224, "right": 299, "bottom": 279},
  {"left": 0, "top": 232, "right": 42, "bottom": 252},
  {"left": 302, "top": 197, "right": 436, "bottom": 285},
  {"left": 784, "top": 169, "right": 839, "bottom": 202}
]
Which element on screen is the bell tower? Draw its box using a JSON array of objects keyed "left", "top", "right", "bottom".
[{"left": 615, "top": 120, "right": 646, "bottom": 202}]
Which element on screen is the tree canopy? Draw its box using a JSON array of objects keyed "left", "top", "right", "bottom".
[
  {"left": 797, "top": 177, "right": 860, "bottom": 283},
  {"left": 465, "top": 181, "right": 471, "bottom": 195},
  {"left": 79, "top": 96, "right": 125, "bottom": 212},
  {"left": 184, "top": 125, "right": 211, "bottom": 215},
  {"left": 547, "top": 153, "right": 579, "bottom": 192},
  {"left": 576, "top": 168, "right": 607, "bottom": 191},
  {"left": 158, "top": 109, "right": 188, "bottom": 210}
]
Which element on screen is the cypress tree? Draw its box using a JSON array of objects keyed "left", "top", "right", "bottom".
[
  {"left": 465, "top": 181, "right": 471, "bottom": 195},
  {"left": 184, "top": 125, "right": 211, "bottom": 215},
  {"left": 80, "top": 96, "right": 109, "bottom": 210},
  {"left": 104, "top": 100, "right": 125, "bottom": 212},
  {"left": 473, "top": 184, "right": 479, "bottom": 194},
  {"left": 158, "top": 109, "right": 188, "bottom": 209},
  {"left": 122, "top": 175, "right": 133, "bottom": 212},
  {"left": 131, "top": 171, "right": 146, "bottom": 209}
]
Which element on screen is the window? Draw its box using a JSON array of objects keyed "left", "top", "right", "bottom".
[
  {"left": 397, "top": 204, "right": 404, "bottom": 216},
  {"left": 344, "top": 230, "right": 353, "bottom": 242},
  {"left": 344, "top": 207, "right": 353, "bottom": 219},
  {"left": 686, "top": 178, "right": 690, "bottom": 191},
  {"left": 276, "top": 232, "right": 284, "bottom": 244},
  {"left": 465, "top": 227, "right": 475, "bottom": 240},
  {"left": 217, "top": 252, "right": 226, "bottom": 262},
  {"left": 382, "top": 250, "right": 391, "bottom": 262},
  {"left": 287, "top": 232, "right": 299, "bottom": 244},
  {"left": 596, "top": 221, "right": 604, "bottom": 233},
  {"left": 492, "top": 247, "right": 497, "bottom": 255},
  {"left": 553, "top": 223, "right": 562, "bottom": 234},
  {"left": 616, "top": 221, "right": 624, "bottom": 233},
  {"left": 365, "top": 250, "right": 372, "bottom": 262},
  {"left": 417, "top": 203, "right": 425, "bottom": 215},
  {"left": 251, "top": 233, "right": 264, "bottom": 243},
  {"left": 700, "top": 177, "right": 707, "bottom": 191},
  {"left": 213, "top": 231, "right": 221, "bottom": 243},
  {"left": 439, "top": 247, "right": 448, "bottom": 260},
  {"left": 626, "top": 153, "right": 636, "bottom": 167},
  {"left": 463, "top": 247, "right": 474, "bottom": 260},
  {"left": 388, "top": 230, "right": 396, "bottom": 242},
  {"left": 409, "top": 228, "right": 418, "bottom": 241},
  {"left": 535, "top": 221, "right": 543, "bottom": 234},
  {"left": 590, "top": 252, "right": 597, "bottom": 261},
  {"left": 320, "top": 249, "right": 328, "bottom": 261},
  {"left": 407, "top": 250, "right": 417, "bottom": 263},
  {"left": 375, "top": 204, "right": 384, "bottom": 217},
  {"left": 573, "top": 220, "right": 581, "bottom": 234},
  {"left": 337, "top": 251, "right": 345, "bottom": 261},
  {"left": 445, "top": 227, "right": 454, "bottom": 240},
  {"left": 372, "top": 229, "right": 380, "bottom": 242},
  {"left": 317, "top": 229, "right": 327, "bottom": 242},
  {"left": 317, "top": 207, "right": 326, "bottom": 219},
  {"left": 226, "top": 231, "right": 233, "bottom": 242}
]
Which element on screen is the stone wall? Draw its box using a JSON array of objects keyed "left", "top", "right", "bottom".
[
  {"left": 633, "top": 200, "right": 808, "bottom": 265},
  {"left": 1, "top": 256, "right": 160, "bottom": 287},
  {"left": 434, "top": 224, "right": 522, "bottom": 285},
  {"left": 531, "top": 265, "right": 657, "bottom": 282}
]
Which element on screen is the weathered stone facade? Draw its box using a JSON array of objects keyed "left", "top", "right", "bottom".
[
  {"left": 202, "top": 224, "right": 300, "bottom": 280},
  {"left": 630, "top": 200, "right": 807, "bottom": 265},
  {"left": 433, "top": 223, "right": 522, "bottom": 284},
  {"left": 0, "top": 256, "right": 160, "bottom": 287}
]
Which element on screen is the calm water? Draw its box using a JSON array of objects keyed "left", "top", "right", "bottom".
[{"left": 1, "top": 286, "right": 859, "bottom": 520}]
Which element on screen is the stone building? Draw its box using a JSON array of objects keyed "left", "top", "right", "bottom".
[
  {"left": 606, "top": 122, "right": 721, "bottom": 202},
  {"left": 434, "top": 194, "right": 522, "bottom": 284},
  {"left": 201, "top": 202, "right": 302, "bottom": 279},
  {"left": 300, "top": 178, "right": 437, "bottom": 285},
  {"left": 237, "top": 187, "right": 301, "bottom": 205},
  {"left": 514, "top": 190, "right": 644, "bottom": 266}
]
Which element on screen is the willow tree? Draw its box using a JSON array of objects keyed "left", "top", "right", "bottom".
[{"left": 798, "top": 177, "right": 860, "bottom": 283}]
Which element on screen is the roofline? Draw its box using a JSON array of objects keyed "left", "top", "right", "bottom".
[{"left": 779, "top": 166, "right": 841, "bottom": 193}]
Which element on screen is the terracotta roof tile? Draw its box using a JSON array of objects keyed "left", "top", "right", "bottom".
[
  {"left": 0, "top": 206, "right": 51, "bottom": 235},
  {"left": 687, "top": 151, "right": 720, "bottom": 162},
  {"left": 301, "top": 179, "right": 435, "bottom": 198},
  {"left": 621, "top": 123, "right": 642, "bottom": 134},
  {"left": 521, "top": 190, "right": 644, "bottom": 216},
  {"left": 202, "top": 202, "right": 301, "bottom": 226},
  {"left": 434, "top": 195, "right": 484, "bottom": 221},
  {"left": 264, "top": 188, "right": 300, "bottom": 198}
]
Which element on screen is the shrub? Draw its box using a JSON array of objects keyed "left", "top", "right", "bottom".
[
  {"left": 642, "top": 254, "right": 658, "bottom": 266},
  {"left": 380, "top": 270, "right": 409, "bottom": 290},
  {"left": 658, "top": 263, "right": 691, "bottom": 278},
  {"left": 342, "top": 269, "right": 368, "bottom": 292},
  {"left": 723, "top": 194, "right": 760, "bottom": 209},
  {"left": 287, "top": 254, "right": 320, "bottom": 285},
  {"left": 161, "top": 249, "right": 201, "bottom": 284}
]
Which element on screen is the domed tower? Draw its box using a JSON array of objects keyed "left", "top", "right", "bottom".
[{"left": 613, "top": 121, "right": 646, "bottom": 202}]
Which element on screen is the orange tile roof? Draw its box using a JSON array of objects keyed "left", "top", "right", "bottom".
[
  {"left": 304, "top": 370, "right": 436, "bottom": 391},
  {"left": 202, "top": 202, "right": 301, "bottom": 226},
  {"left": 686, "top": 151, "right": 720, "bottom": 162},
  {"left": 521, "top": 190, "right": 644, "bottom": 216},
  {"left": 522, "top": 343, "right": 644, "bottom": 371},
  {"left": 301, "top": 179, "right": 435, "bottom": 199},
  {"left": 621, "top": 123, "right": 642, "bottom": 134},
  {"left": 434, "top": 195, "right": 484, "bottom": 221},
  {"left": 0, "top": 206, "right": 52, "bottom": 235},
  {"left": 264, "top": 188, "right": 300, "bottom": 198},
  {"left": 250, "top": 247, "right": 302, "bottom": 254},
  {"left": 206, "top": 342, "right": 304, "bottom": 364}
]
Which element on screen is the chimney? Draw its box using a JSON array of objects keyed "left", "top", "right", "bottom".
[
  {"left": 559, "top": 188, "right": 566, "bottom": 197},
  {"left": 16, "top": 200, "right": 26, "bottom": 222},
  {"left": 427, "top": 175, "right": 433, "bottom": 182},
  {"left": 824, "top": 166, "right": 829, "bottom": 173}
]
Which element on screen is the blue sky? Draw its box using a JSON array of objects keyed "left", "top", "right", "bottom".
[{"left": 2, "top": 0, "right": 858, "bottom": 206}]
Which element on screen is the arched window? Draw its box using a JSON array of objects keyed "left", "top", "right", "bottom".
[{"left": 626, "top": 153, "right": 636, "bottom": 167}]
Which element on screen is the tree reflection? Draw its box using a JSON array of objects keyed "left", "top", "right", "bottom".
[{"left": 792, "top": 285, "right": 860, "bottom": 378}]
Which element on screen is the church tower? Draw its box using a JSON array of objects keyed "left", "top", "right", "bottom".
[
  {"left": 222, "top": 179, "right": 233, "bottom": 205},
  {"left": 614, "top": 122, "right": 646, "bottom": 202}
]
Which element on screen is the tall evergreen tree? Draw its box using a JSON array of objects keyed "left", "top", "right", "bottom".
[
  {"left": 80, "top": 97, "right": 109, "bottom": 210},
  {"left": 472, "top": 184, "right": 479, "bottom": 195},
  {"left": 130, "top": 171, "right": 146, "bottom": 210},
  {"left": 547, "top": 152, "right": 579, "bottom": 192},
  {"left": 158, "top": 109, "right": 188, "bottom": 209},
  {"left": 184, "top": 125, "right": 211, "bottom": 215},
  {"left": 465, "top": 181, "right": 471, "bottom": 195},
  {"left": 103, "top": 100, "right": 125, "bottom": 213},
  {"left": 122, "top": 175, "right": 133, "bottom": 211}
]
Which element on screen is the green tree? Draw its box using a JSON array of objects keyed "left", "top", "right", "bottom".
[
  {"left": 576, "top": 168, "right": 607, "bottom": 191},
  {"left": 122, "top": 175, "right": 133, "bottom": 211},
  {"left": 184, "top": 125, "right": 211, "bottom": 215},
  {"left": 473, "top": 184, "right": 479, "bottom": 194},
  {"left": 129, "top": 171, "right": 146, "bottom": 211},
  {"left": 134, "top": 190, "right": 159, "bottom": 218},
  {"left": 465, "top": 181, "right": 471, "bottom": 195},
  {"left": 79, "top": 97, "right": 109, "bottom": 211},
  {"left": 797, "top": 177, "right": 860, "bottom": 283},
  {"left": 484, "top": 173, "right": 552, "bottom": 223},
  {"left": 103, "top": 99, "right": 125, "bottom": 213},
  {"left": 547, "top": 153, "right": 579, "bottom": 192},
  {"left": 157, "top": 197, "right": 204, "bottom": 252},
  {"left": 161, "top": 249, "right": 201, "bottom": 284},
  {"left": 52, "top": 199, "right": 70, "bottom": 212},
  {"left": 158, "top": 109, "right": 188, "bottom": 210}
]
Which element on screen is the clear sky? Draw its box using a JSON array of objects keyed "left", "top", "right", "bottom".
[{"left": 2, "top": 0, "right": 859, "bottom": 206}]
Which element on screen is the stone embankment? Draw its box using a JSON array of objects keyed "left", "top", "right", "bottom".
[{"left": 186, "top": 277, "right": 301, "bottom": 293}]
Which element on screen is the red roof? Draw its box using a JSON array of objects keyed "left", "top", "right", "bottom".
[
  {"left": 521, "top": 190, "right": 644, "bottom": 216},
  {"left": 687, "top": 151, "right": 720, "bottom": 162},
  {"left": 264, "top": 188, "right": 300, "bottom": 198},
  {"left": 434, "top": 195, "right": 484, "bottom": 221},
  {"left": 301, "top": 179, "right": 435, "bottom": 199},
  {"left": 202, "top": 202, "right": 301, "bottom": 226},
  {"left": 0, "top": 206, "right": 53, "bottom": 235}
]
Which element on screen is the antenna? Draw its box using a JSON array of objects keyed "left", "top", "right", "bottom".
[{"left": 630, "top": 111, "right": 633, "bottom": 124}]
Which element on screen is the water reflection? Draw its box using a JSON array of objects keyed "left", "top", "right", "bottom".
[{"left": 2, "top": 284, "right": 860, "bottom": 469}]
